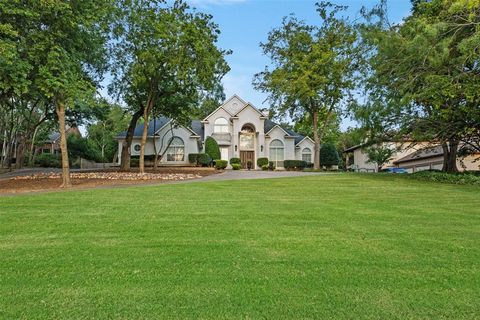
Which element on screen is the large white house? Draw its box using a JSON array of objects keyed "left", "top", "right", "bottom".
[{"left": 116, "top": 95, "right": 315, "bottom": 169}]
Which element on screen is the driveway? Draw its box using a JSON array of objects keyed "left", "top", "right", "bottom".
[{"left": 197, "top": 170, "right": 325, "bottom": 182}]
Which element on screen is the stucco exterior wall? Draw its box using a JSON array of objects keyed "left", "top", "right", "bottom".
[
  {"left": 124, "top": 124, "right": 199, "bottom": 165},
  {"left": 295, "top": 139, "right": 315, "bottom": 162}
]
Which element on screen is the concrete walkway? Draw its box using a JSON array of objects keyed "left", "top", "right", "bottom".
[{"left": 197, "top": 170, "right": 325, "bottom": 182}]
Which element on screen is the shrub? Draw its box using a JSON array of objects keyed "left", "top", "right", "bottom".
[
  {"left": 284, "top": 160, "right": 307, "bottom": 171},
  {"left": 231, "top": 163, "right": 241, "bottom": 170},
  {"left": 257, "top": 157, "right": 269, "bottom": 167},
  {"left": 35, "top": 153, "right": 61, "bottom": 168},
  {"left": 409, "top": 170, "right": 480, "bottom": 186},
  {"left": 247, "top": 160, "right": 253, "bottom": 170},
  {"left": 214, "top": 159, "right": 228, "bottom": 170},
  {"left": 188, "top": 153, "right": 201, "bottom": 166},
  {"left": 268, "top": 161, "right": 275, "bottom": 171},
  {"left": 320, "top": 143, "right": 340, "bottom": 167},
  {"left": 204, "top": 136, "right": 220, "bottom": 160},
  {"left": 130, "top": 157, "right": 139, "bottom": 167},
  {"left": 198, "top": 153, "right": 212, "bottom": 167},
  {"left": 262, "top": 164, "right": 268, "bottom": 171},
  {"left": 230, "top": 157, "right": 241, "bottom": 165}
]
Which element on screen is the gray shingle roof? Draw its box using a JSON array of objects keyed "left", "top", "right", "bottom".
[
  {"left": 264, "top": 119, "right": 305, "bottom": 144},
  {"left": 393, "top": 145, "right": 444, "bottom": 164},
  {"left": 47, "top": 132, "right": 60, "bottom": 142},
  {"left": 117, "top": 116, "right": 305, "bottom": 145}
]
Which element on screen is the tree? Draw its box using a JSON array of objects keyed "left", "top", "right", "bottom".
[
  {"left": 0, "top": 1, "right": 114, "bottom": 186},
  {"left": 205, "top": 136, "right": 220, "bottom": 160},
  {"left": 365, "top": 145, "right": 393, "bottom": 172},
  {"left": 88, "top": 104, "right": 131, "bottom": 162},
  {"left": 110, "top": 0, "right": 230, "bottom": 173},
  {"left": 356, "top": 0, "right": 480, "bottom": 172},
  {"left": 320, "top": 143, "right": 340, "bottom": 169},
  {"left": 254, "top": 2, "right": 358, "bottom": 170}
]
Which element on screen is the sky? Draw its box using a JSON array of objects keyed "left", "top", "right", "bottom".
[{"left": 185, "top": 0, "right": 413, "bottom": 129}]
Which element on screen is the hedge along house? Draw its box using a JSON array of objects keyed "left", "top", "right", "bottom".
[{"left": 116, "top": 95, "right": 315, "bottom": 169}]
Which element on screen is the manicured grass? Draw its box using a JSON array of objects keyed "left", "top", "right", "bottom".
[{"left": 1, "top": 174, "right": 479, "bottom": 319}]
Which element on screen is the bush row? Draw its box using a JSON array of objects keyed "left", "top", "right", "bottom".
[
  {"left": 284, "top": 160, "right": 308, "bottom": 171},
  {"left": 188, "top": 153, "right": 212, "bottom": 167},
  {"left": 408, "top": 170, "right": 480, "bottom": 186}
]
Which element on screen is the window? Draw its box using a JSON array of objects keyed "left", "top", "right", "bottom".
[
  {"left": 214, "top": 117, "right": 229, "bottom": 133},
  {"left": 166, "top": 137, "right": 184, "bottom": 162},
  {"left": 240, "top": 124, "right": 255, "bottom": 150},
  {"left": 133, "top": 144, "right": 141, "bottom": 152},
  {"left": 269, "top": 139, "right": 284, "bottom": 167},
  {"left": 302, "top": 147, "right": 312, "bottom": 163}
]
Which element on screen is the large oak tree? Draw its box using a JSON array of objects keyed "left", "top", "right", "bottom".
[{"left": 253, "top": 2, "right": 358, "bottom": 170}]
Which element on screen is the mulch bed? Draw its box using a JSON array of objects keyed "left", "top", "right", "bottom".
[{"left": 0, "top": 168, "right": 217, "bottom": 194}]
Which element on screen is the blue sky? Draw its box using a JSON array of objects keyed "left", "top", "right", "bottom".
[{"left": 186, "top": 0, "right": 413, "bottom": 128}]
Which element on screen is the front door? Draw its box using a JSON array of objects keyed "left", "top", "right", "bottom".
[{"left": 240, "top": 151, "right": 255, "bottom": 169}]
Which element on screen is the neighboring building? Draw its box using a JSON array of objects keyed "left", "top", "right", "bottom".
[
  {"left": 345, "top": 142, "right": 480, "bottom": 172},
  {"left": 116, "top": 94, "right": 315, "bottom": 169},
  {"left": 37, "top": 126, "right": 82, "bottom": 155},
  {"left": 344, "top": 141, "right": 429, "bottom": 172},
  {"left": 393, "top": 145, "right": 480, "bottom": 173}
]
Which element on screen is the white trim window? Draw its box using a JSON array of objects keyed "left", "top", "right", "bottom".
[
  {"left": 166, "top": 137, "right": 185, "bottom": 162},
  {"left": 302, "top": 147, "right": 312, "bottom": 163},
  {"left": 214, "top": 117, "right": 229, "bottom": 133},
  {"left": 269, "top": 139, "right": 284, "bottom": 167}
]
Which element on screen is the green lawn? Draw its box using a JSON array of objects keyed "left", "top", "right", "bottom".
[{"left": 1, "top": 174, "right": 479, "bottom": 319}]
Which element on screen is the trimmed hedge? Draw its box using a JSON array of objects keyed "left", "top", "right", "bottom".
[
  {"left": 205, "top": 136, "right": 220, "bottom": 160},
  {"left": 230, "top": 157, "right": 241, "bottom": 165},
  {"left": 247, "top": 160, "right": 253, "bottom": 170},
  {"left": 261, "top": 164, "right": 268, "bottom": 171},
  {"left": 320, "top": 143, "right": 340, "bottom": 167},
  {"left": 268, "top": 161, "right": 275, "bottom": 171},
  {"left": 408, "top": 170, "right": 480, "bottom": 186},
  {"left": 188, "top": 153, "right": 201, "bottom": 166},
  {"left": 198, "top": 153, "right": 212, "bottom": 167},
  {"left": 284, "top": 160, "right": 307, "bottom": 171},
  {"left": 231, "top": 163, "right": 241, "bottom": 170},
  {"left": 257, "top": 157, "right": 269, "bottom": 167},
  {"left": 35, "top": 153, "right": 61, "bottom": 168},
  {"left": 214, "top": 159, "right": 228, "bottom": 170}
]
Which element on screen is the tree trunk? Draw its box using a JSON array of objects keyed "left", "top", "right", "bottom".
[
  {"left": 442, "top": 140, "right": 459, "bottom": 173},
  {"left": 55, "top": 101, "right": 72, "bottom": 188},
  {"left": 15, "top": 137, "right": 26, "bottom": 169},
  {"left": 120, "top": 107, "right": 143, "bottom": 171},
  {"left": 29, "top": 125, "right": 40, "bottom": 166},
  {"left": 312, "top": 111, "right": 320, "bottom": 170},
  {"left": 139, "top": 95, "right": 155, "bottom": 174}
]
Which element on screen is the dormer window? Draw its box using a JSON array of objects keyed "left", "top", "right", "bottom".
[{"left": 214, "top": 117, "right": 229, "bottom": 133}]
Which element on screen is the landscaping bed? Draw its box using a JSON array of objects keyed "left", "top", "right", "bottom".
[{"left": 0, "top": 168, "right": 216, "bottom": 194}]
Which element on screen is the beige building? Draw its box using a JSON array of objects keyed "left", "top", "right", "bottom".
[{"left": 346, "top": 142, "right": 480, "bottom": 173}]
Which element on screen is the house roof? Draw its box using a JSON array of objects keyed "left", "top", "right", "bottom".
[
  {"left": 264, "top": 119, "right": 306, "bottom": 145},
  {"left": 393, "top": 145, "right": 444, "bottom": 164},
  {"left": 47, "top": 132, "right": 60, "bottom": 143},
  {"left": 116, "top": 117, "right": 201, "bottom": 139}
]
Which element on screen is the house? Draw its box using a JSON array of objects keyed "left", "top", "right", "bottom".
[
  {"left": 344, "top": 141, "right": 430, "bottom": 172},
  {"left": 116, "top": 94, "right": 315, "bottom": 169},
  {"left": 393, "top": 145, "right": 480, "bottom": 173},
  {"left": 345, "top": 142, "right": 479, "bottom": 172},
  {"left": 37, "top": 125, "right": 82, "bottom": 155}
]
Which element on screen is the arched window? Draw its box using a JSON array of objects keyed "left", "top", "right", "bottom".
[
  {"left": 302, "top": 147, "right": 312, "bottom": 163},
  {"left": 239, "top": 124, "right": 255, "bottom": 150},
  {"left": 166, "top": 136, "right": 184, "bottom": 162},
  {"left": 269, "top": 139, "right": 284, "bottom": 167},
  {"left": 214, "top": 118, "right": 229, "bottom": 133}
]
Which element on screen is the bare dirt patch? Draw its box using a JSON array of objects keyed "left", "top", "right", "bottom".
[{"left": 0, "top": 167, "right": 217, "bottom": 194}]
